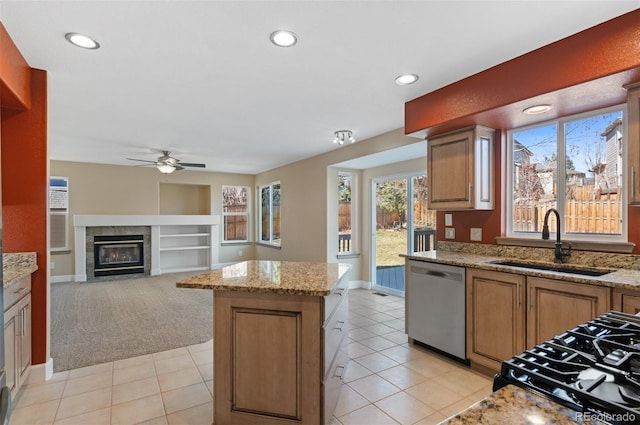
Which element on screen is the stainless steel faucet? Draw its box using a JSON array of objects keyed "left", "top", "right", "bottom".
[{"left": 541, "top": 208, "right": 571, "bottom": 263}]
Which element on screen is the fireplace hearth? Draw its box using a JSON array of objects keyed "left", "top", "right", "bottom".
[{"left": 93, "top": 235, "right": 144, "bottom": 277}]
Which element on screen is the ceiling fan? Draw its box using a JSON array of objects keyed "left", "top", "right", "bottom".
[{"left": 126, "top": 151, "right": 206, "bottom": 174}]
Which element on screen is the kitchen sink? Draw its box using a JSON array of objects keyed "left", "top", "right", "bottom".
[{"left": 489, "top": 260, "right": 613, "bottom": 277}]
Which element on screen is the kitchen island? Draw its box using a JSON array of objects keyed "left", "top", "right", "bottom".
[{"left": 177, "top": 260, "right": 350, "bottom": 425}]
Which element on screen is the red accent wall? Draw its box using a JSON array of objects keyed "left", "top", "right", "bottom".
[{"left": 0, "top": 23, "right": 31, "bottom": 110}]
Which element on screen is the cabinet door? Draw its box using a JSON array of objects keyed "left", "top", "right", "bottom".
[
  {"left": 627, "top": 84, "right": 640, "bottom": 204},
  {"left": 18, "top": 295, "right": 31, "bottom": 378},
  {"left": 527, "top": 277, "right": 610, "bottom": 346},
  {"left": 3, "top": 309, "right": 17, "bottom": 395},
  {"left": 612, "top": 287, "right": 640, "bottom": 314},
  {"left": 466, "top": 269, "right": 525, "bottom": 371},
  {"left": 428, "top": 130, "right": 473, "bottom": 209}
]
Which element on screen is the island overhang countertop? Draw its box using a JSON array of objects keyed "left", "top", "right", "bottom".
[{"left": 176, "top": 260, "right": 351, "bottom": 296}]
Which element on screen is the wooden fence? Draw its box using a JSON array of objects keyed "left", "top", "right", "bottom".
[
  {"left": 513, "top": 200, "right": 621, "bottom": 234},
  {"left": 339, "top": 201, "right": 436, "bottom": 231}
]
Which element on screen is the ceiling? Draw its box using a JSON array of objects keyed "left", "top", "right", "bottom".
[{"left": 2, "top": 1, "right": 638, "bottom": 174}]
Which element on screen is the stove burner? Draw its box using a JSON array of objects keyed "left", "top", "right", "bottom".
[{"left": 494, "top": 311, "right": 640, "bottom": 425}]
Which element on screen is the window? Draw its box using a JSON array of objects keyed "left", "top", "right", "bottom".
[
  {"left": 222, "top": 186, "right": 249, "bottom": 243},
  {"left": 338, "top": 172, "right": 355, "bottom": 254},
  {"left": 507, "top": 106, "right": 625, "bottom": 241},
  {"left": 258, "top": 182, "right": 281, "bottom": 246},
  {"left": 49, "top": 177, "right": 69, "bottom": 251}
]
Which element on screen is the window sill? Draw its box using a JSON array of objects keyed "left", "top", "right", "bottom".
[
  {"left": 221, "top": 241, "right": 252, "bottom": 246},
  {"left": 495, "top": 237, "right": 635, "bottom": 254},
  {"left": 256, "top": 242, "right": 282, "bottom": 250}
]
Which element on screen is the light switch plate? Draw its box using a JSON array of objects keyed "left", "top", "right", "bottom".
[
  {"left": 470, "top": 228, "right": 482, "bottom": 241},
  {"left": 445, "top": 227, "right": 455, "bottom": 239},
  {"left": 445, "top": 213, "right": 453, "bottom": 226}
]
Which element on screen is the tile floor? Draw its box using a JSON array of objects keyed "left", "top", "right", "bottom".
[{"left": 11, "top": 288, "right": 493, "bottom": 425}]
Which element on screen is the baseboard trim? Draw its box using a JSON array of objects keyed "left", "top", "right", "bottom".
[
  {"left": 27, "top": 358, "right": 54, "bottom": 384},
  {"left": 51, "top": 275, "right": 74, "bottom": 283},
  {"left": 349, "top": 280, "right": 372, "bottom": 290}
]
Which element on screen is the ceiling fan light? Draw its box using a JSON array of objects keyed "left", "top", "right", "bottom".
[{"left": 157, "top": 164, "right": 176, "bottom": 174}]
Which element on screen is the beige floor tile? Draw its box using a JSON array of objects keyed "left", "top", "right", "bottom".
[
  {"left": 112, "top": 376, "right": 160, "bottom": 405},
  {"left": 161, "top": 382, "right": 212, "bottom": 414},
  {"left": 136, "top": 416, "right": 169, "bottom": 425},
  {"left": 376, "top": 365, "right": 428, "bottom": 390},
  {"left": 350, "top": 316, "right": 377, "bottom": 328},
  {"left": 363, "top": 323, "right": 397, "bottom": 336},
  {"left": 67, "top": 362, "right": 113, "bottom": 380},
  {"left": 25, "top": 371, "right": 69, "bottom": 387},
  {"left": 431, "top": 368, "right": 491, "bottom": 397},
  {"left": 405, "top": 379, "right": 465, "bottom": 411},
  {"left": 154, "top": 354, "right": 196, "bottom": 375},
  {"left": 385, "top": 318, "right": 406, "bottom": 330},
  {"left": 342, "top": 360, "right": 373, "bottom": 383},
  {"left": 354, "top": 352, "right": 399, "bottom": 373},
  {"left": 338, "top": 404, "right": 398, "bottom": 425},
  {"left": 63, "top": 370, "right": 112, "bottom": 397},
  {"left": 375, "top": 391, "right": 435, "bottom": 425},
  {"left": 205, "top": 380, "right": 213, "bottom": 396},
  {"left": 166, "top": 401, "right": 213, "bottom": 425},
  {"left": 438, "top": 398, "right": 477, "bottom": 419},
  {"left": 110, "top": 394, "right": 165, "bottom": 425},
  {"left": 403, "top": 357, "right": 452, "bottom": 379},
  {"left": 187, "top": 339, "right": 213, "bottom": 354},
  {"left": 348, "top": 341, "right": 375, "bottom": 359},
  {"left": 378, "top": 345, "right": 421, "bottom": 364},
  {"left": 152, "top": 346, "right": 190, "bottom": 361},
  {"left": 380, "top": 330, "right": 408, "bottom": 344},
  {"left": 367, "top": 312, "right": 396, "bottom": 322},
  {"left": 15, "top": 381, "right": 66, "bottom": 408},
  {"left": 114, "top": 353, "right": 154, "bottom": 370},
  {"left": 196, "top": 362, "right": 213, "bottom": 381},
  {"left": 157, "top": 366, "right": 203, "bottom": 392},
  {"left": 333, "top": 386, "right": 370, "bottom": 417},
  {"left": 329, "top": 417, "right": 343, "bottom": 425},
  {"left": 348, "top": 327, "right": 376, "bottom": 341},
  {"left": 10, "top": 399, "right": 59, "bottom": 425},
  {"left": 55, "top": 387, "right": 111, "bottom": 420},
  {"left": 413, "top": 411, "right": 448, "bottom": 425},
  {"left": 113, "top": 361, "right": 156, "bottom": 386},
  {"left": 467, "top": 385, "right": 493, "bottom": 403},
  {"left": 189, "top": 348, "right": 213, "bottom": 366},
  {"left": 348, "top": 374, "right": 401, "bottom": 403},
  {"left": 359, "top": 335, "right": 398, "bottom": 351},
  {"left": 53, "top": 407, "right": 110, "bottom": 425}
]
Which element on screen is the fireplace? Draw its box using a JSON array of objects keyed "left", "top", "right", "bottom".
[{"left": 93, "top": 235, "right": 144, "bottom": 277}]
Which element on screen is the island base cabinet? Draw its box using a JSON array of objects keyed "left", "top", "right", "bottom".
[
  {"left": 466, "top": 269, "right": 525, "bottom": 372},
  {"left": 213, "top": 286, "right": 348, "bottom": 425},
  {"left": 527, "top": 277, "right": 610, "bottom": 347},
  {"left": 4, "top": 292, "right": 31, "bottom": 398}
]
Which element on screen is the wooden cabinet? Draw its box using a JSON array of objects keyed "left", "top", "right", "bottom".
[
  {"left": 527, "top": 277, "right": 610, "bottom": 346},
  {"left": 427, "top": 125, "right": 494, "bottom": 210},
  {"left": 466, "top": 269, "right": 525, "bottom": 371},
  {"left": 213, "top": 278, "right": 348, "bottom": 425},
  {"left": 4, "top": 276, "right": 32, "bottom": 398},
  {"left": 612, "top": 287, "right": 640, "bottom": 314},
  {"left": 626, "top": 83, "right": 640, "bottom": 204}
]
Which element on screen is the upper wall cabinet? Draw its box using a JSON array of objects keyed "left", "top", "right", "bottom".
[
  {"left": 627, "top": 83, "right": 640, "bottom": 205},
  {"left": 427, "top": 125, "right": 494, "bottom": 210}
]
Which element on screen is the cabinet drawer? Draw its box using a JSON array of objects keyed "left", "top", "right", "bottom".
[
  {"left": 324, "top": 277, "right": 348, "bottom": 323},
  {"left": 4, "top": 277, "right": 31, "bottom": 312},
  {"left": 323, "top": 295, "right": 348, "bottom": 377},
  {"left": 323, "top": 338, "right": 348, "bottom": 425}
]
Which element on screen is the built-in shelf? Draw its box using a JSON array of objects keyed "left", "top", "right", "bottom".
[{"left": 73, "top": 215, "right": 220, "bottom": 282}]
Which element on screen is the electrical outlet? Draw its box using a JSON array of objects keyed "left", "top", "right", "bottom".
[
  {"left": 238, "top": 250, "right": 243, "bottom": 257},
  {"left": 445, "top": 227, "right": 455, "bottom": 239},
  {"left": 445, "top": 214, "right": 453, "bottom": 226},
  {"left": 470, "top": 228, "right": 482, "bottom": 241}
]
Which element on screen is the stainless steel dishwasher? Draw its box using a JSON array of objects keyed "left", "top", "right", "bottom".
[{"left": 407, "top": 260, "right": 467, "bottom": 362}]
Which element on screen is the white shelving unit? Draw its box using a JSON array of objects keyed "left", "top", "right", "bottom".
[{"left": 74, "top": 215, "right": 220, "bottom": 281}]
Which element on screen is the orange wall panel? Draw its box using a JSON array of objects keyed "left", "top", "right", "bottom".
[
  {"left": 1, "top": 68, "right": 48, "bottom": 364},
  {"left": 0, "top": 23, "right": 31, "bottom": 110}
]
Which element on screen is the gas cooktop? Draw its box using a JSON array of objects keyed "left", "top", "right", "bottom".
[{"left": 494, "top": 311, "right": 640, "bottom": 425}]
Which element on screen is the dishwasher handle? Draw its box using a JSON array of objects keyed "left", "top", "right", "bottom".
[{"left": 409, "top": 265, "right": 463, "bottom": 281}]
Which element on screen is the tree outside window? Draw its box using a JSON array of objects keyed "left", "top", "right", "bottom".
[
  {"left": 259, "top": 182, "right": 280, "bottom": 246},
  {"left": 222, "top": 186, "right": 248, "bottom": 242}
]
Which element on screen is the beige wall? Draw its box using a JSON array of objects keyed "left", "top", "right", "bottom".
[{"left": 50, "top": 160, "right": 255, "bottom": 278}]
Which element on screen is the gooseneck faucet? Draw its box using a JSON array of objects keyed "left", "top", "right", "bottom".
[{"left": 542, "top": 208, "right": 571, "bottom": 263}]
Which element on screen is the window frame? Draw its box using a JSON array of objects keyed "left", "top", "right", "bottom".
[
  {"left": 338, "top": 171, "right": 357, "bottom": 255},
  {"left": 221, "top": 185, "right": 250, "bottom": 244},
  {"left": 506, "top": 104, "right": 627, "bottom": 243},
  {"left": 257, "top": 181, "right": 281, "bottom": 247}
]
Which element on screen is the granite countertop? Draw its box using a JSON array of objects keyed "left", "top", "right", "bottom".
[
  {"left": 3, "top": 252, "right": 38, "bottom": 288},
  {"left": 176, "top": 260, "right": 351, "bottom": 296},
  {"left": 404, "top": 249, "right": 640, "bottom": 291},
  {"left": 440, "top": 385, "right": 603, "bottom": 424}
]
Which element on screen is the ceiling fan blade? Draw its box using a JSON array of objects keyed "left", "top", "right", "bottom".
[
  {"left": 179, "top": 162, "right": 206, "bottom": 168},
  {"left": 175, "top": 165, "right": 185, "bottom": 171},
  {"left": 126, "top": 158, "right": 157, "bottom": 164}
]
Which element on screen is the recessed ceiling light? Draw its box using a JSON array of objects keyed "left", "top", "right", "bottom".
[
  {"left": 523, "top": 104, "right": 552, "bottom": 115},
  {"left": 270, "top": 30, "right": 298, "bottom": 47},
  {"left": 395, "top": 74, "right": 419, "bottom": 85},
  {"left": 65, "top": 32, "right": 100, "bottom": 49}
]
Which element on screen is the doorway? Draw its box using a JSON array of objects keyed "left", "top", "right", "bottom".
[{"left": 371, "top": 174, "right": 434, "bottom": 295}]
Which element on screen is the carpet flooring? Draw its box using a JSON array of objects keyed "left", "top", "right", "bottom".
[{"left": 51, "top": 272, "right": 213, "bottom": 372}]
